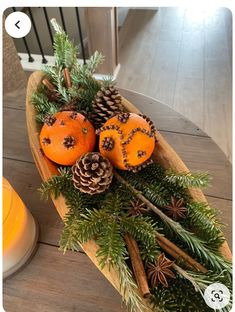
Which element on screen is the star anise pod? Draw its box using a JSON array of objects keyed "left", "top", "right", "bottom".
[
  {"left": 164, "top": 197, "right": 187, "bottom": 221},
  {"left": 147, "top": 253, "right": 175, "bottom": 288},
  {"left": 128, "top": 199, "right": 150, "bottom": 216}
]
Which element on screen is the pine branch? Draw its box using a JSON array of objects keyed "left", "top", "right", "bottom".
[
  {"left": 31, "top": 91, "right": 59, "bottom": 123},
  {"left": 73, "top": 192, "right": 158, "bottom": 269},
  {"left": 101, "top": 190, "right": 132, "bottom": 214},
  {"left": 140, "top": 163, "right": 166, "bottom": 183},
  {"left": 151, "top": 276, "right": 212, "bottom": 312},
  {"left": 184, "top": 202, "right": 225, "bottom": 248},
  {"left": 120, "top": 170, "right": 168, "bottom": 207},
  {"left": 70, "top": 64, "right": 101, "bottom": 111},
  {"left": 41, "top": 181, "right": 104, "bottom": 256},
  {"left": 39, "top": 166, "right": 95, "bottom": 212},
  {"left": 39, "top": 20, "right": 103, "bottom": 115},
  {"left": 165, "top": 170, "right": 210, "bottom": 189},
  {"left": 43, "top": 66, "right": 59, "bottom": 86},
  {"left": 70, "top": 51, "right": 104, "bottom": 84},
  {"left": 187, "top": 201, "right": 223, "bottom": 228},
  {"left": 175, "top": 268, "right": 232, "bottom": 312},
  {"left": 121, "top": 215, "right": 160, "bottom": 263},
  {"left": 183, "top": 269, "right": 232, "bottom": 293},
  {"left": 151, "top": 264, "right": 232, "bottom": 312},
  {"left": 39, "top": 167, "right": 72, "bottom": 200},
  {"left": 75, "top": 209, "right": 109, "bottom": 244},
  {"left": 121, "top": 216, "right": 158, "bottom": 254},
  {"left": 117, "top": 260, "right": 153, "bottom": 312},
  {"left": 50, "top": 18, "right": 64, "bottom": 34},
  {"left": 101, "top": 75, "right": 114, "bottom": 88},
  {"left": 56, "top": 67, "right": 71, "bottom": 102},
  {"left": 126, "top": 163, "right": 189, "bottom": 207},
  {"left": 96, "top": 219, "right": 127, "bottom": 269},
  {"left": 51, "top": 18, "right": 78, "bottom": 69},
  {"left": 59, "top": 210, "right": 81, "bottom": 253},
  {"left": 43, "top": 66, "right": 71, "bottom": 102},
  {"left": 85, "top": 51, "right": 105, "bottom": 74}
]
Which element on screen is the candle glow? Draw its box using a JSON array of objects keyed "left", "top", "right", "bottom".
[{"left": 3, "top": 177, "right": 38, "bottom": 277}]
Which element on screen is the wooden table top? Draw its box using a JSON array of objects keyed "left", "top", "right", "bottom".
[{"left": 3, "top": 87, "right": 232, "bottom": 312}]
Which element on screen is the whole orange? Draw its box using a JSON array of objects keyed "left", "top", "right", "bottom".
[
  {"left": 98, "top": 113, "right": 156, "bottom": 171},
  {"left": 40, "top": 111, "right": 96, "bottom": 166}
]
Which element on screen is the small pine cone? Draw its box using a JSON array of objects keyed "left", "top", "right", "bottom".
[
  {"left": 72, "top": 152, "right": 113, "bottom": 195},
  {"left": 91, "top": 86, "right": 124, "bottom": 129}
]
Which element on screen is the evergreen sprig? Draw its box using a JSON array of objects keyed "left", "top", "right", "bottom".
[
  {"left": 96, "top": 220, "right": 126, "bottom": 269},
  {"left": 76, "top": 209, "right": 108, "bottom": 244},
  {"left": 85, "top": 51, "right": 105, "bottom": 74},
  {"left": 122, "top": 216, "right": 157, "bottom": 246},
  {"left": 32, "top": 19, "right": 104, "bottom": 121},
  {"left": 120, "top": 171, "right": 168, "bottom": 207},
  {"left": 70, "top": 58, "right": 102, "bottom": 110},
  {"left": 163, "top": 217, "right": 231, "bottom": 273},
  {"left": 184, "top": 202, "right": 225, "bottom": 248},
  {"left": 31, "top": 91, "right": 59, "bottom": 123},
  {"left": 165, "top": 170, "right": 210, "bottom": 189},
  {"left": 121, "top": 215, "right": 160, "bottom": 262},
  {"left": 117, "top": 260, "right": 150, "bottom": 312},
  {"left": 151, "top": 267, "right": 232, "bottom": 312},
  {"left": 59, "top": 210, "right": 81, "bottom": 253},
  {"left": 75, "top": 192, "right": 159, "bottom": 267},
  {"left": 43, "top": 65, "right": 72, "bottom": 103},
  {"left": 39, "top": 167, "right": 72, "bottom": 200},
  {"left": 51, "top": 18, "right": 78, "bottom": 69},
  {"left": 151, "top": 276, "right": 210, "bottom": 312}
]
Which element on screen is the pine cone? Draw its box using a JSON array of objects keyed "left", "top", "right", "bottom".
[
  {"left": 72, "top": 152, "right": 113, "bottom": 195},
  {"left": 91, "top": 86, "right": 124, "bottom": 129}
]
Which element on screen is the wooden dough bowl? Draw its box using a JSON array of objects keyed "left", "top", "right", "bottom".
[{"left": 26, "top": 71, "right": 232, "bottom": 311}]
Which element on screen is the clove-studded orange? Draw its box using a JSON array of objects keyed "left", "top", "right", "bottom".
[
  {"left": 40, "top": 111, "right": 96, "bottom": 166},
  {"left": 98, "top": 113, "right": 156, "bottom": 171}
]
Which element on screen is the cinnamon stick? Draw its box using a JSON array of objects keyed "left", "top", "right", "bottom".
[
  {"left": 42, "top": 78, "right": 56, "bottom": 92},
  {"left": 124, "top": 233, "right": 150, "bottom": 298},
  {"left": 63, "top": 68, "right": 72, "bottom": 88},
  {"left": 156, "top": 232, "right": 207, "bottom": 273}
]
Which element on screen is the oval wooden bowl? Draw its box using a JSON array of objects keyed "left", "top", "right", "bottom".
[{"left": 26, "top": 71, "right": 232, "bottom": 311}]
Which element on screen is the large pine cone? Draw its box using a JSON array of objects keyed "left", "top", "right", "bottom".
[
  {"left": 91, "top": 86, "right": 124, "bottom": 129},
  {"left": 72, "top": 152, "right": 113, "bottom": 195}
]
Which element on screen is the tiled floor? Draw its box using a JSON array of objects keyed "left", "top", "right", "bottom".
[{"left": 117, "top": 7, "right": 232, "bottom": 162}]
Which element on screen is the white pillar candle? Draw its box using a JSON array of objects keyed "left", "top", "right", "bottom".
[{"left": 3, "top": 177, "right": 38, "bottom": 278}]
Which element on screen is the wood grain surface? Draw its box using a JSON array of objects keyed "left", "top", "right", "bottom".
[
  {"left": 117, "top": 8, "right": 232, "bottom": 161},
  {"left": 3, "top": 71, "right": 232, "bottom": 312}
]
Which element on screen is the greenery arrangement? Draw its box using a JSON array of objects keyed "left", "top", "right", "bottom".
[{"left": 32, "top": 19, "right": 232, "bottom": 312}]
